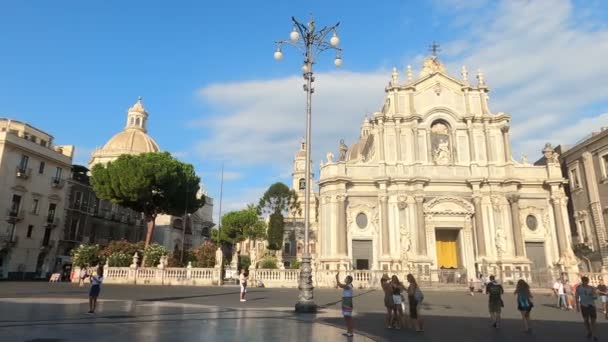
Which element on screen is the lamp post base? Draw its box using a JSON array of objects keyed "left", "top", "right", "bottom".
[{"left": 295, "top": 255, "right": 317, "bottom": 313}]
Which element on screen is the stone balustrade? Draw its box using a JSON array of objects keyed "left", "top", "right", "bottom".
[{"left": 72, "top": 266, "right": 602, "bottom": 289}]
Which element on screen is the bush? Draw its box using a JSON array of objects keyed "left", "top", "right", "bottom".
[
  {"left": 192, "top": 241, "right": 217, "bottom": 268},
  {"left": 240, "top": 255, "right": 251, "bottom": 270},
  {"left": 100, "top": 239, "right": 144, "bottom": 258},
  {"left": 289, "top": 260, "right": 301, "bottom": 269},
  {"left": 143, "top": 243, "right": 168, "bottom": 267},
  {"left": 266, "top": 213, "right": 284, "bottom": 251},
  {"left": 259, "top": 256, "right": 278, "bottom": 269},
  {"left": 71, "top": 244, "right": 101, "bottom": 267},
  {"left": 107, "top": 251, "right": 132, "bottom": 267}
]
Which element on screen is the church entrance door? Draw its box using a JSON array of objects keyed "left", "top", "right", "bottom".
[
  {"left": 352, "top": 240, "right": 373, "bottom": 270},
  {"left": 435, "top": 229, "right": 459, "bottom": 269}
]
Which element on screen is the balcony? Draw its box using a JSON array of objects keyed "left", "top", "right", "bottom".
[
  {"left": 0, "top": 234, "right": 18, "bottom": 252},
  {"left": 51, "top": 177, "right": 65, "bottom": 189},
  {"left": 44, "top": 216, "right": 60, "bottom": 228},
  {"left": 5, "top": 209, "right": 24, "bottom": 223},
  {"left": 15, "top": 167, "right": 31, "bottom": 179}
]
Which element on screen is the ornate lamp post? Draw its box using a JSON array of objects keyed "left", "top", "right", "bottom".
[{"left": 274, "top": 15, "right": 342, "bottom": 313}]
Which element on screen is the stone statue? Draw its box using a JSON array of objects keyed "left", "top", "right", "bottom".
[
  {"left": 326, "top": 152, "right": 334, "bottom": 164},
  {"left": 495, "top": 227, "right": 506, "bottom": 256},
  {"left": 130, "top": 252, "right": 139, "bottom": 268},
  {"left": 549, "top": 151, "right": 560, "bottom": 164},
  {"left": 338, "top": 139, "right": 348, "bottom": 161},
  {"left": 250, "top": 246, "right": 258, "bottom": 270},
  {"left": 214, "top": 247, "right": 223, "bottom": 269},
  {"left": 433, "top": 140, "right": 451, "bottom": 165},
  {"left": 521, "top": 154, "right": 529, "bottom": 165},
  {"left": 400, "top": 229, "right": 412, "bottom": 256}
]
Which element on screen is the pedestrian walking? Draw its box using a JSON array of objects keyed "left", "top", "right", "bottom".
[
  {"left": 407, "top": 273, "right": 424, "bottom": 332},
  {"left": 336, "top": 272, "right": 354, "bottom": 338},
  {"left": 380, "top": 274, "right": 394, "bottom": 328},
  {"left": 564, "top": 280, "right": 574, "bottom": 310},
  {"left": 597, "top": 278, "right": 608, "bottom": 319},
  {"left": 390, "top": 275, "right": 407, "bottom": 330},
  {"left": 486, "top": 275, "right": 504, "bottom": 328},
  {"left": 514, "top": 279, "right": 534, "bottom": 333},
  {"left": 87, "top": 266, "right": 103, "bottom": 314},
  {"left": 78, "top": 265, "right": 87, "bottom": 287},
  {"left": 239, "top": 268, "right": 248, "bottom": 302},
  {"left": 469, "top": 278, "right": 475, "bottom": 296},
  {"left": 575, "top": 276, "right": 599, "bottom": 340},
  {"left": 553, "top": 279, "right": 566, "bottom": 309}
]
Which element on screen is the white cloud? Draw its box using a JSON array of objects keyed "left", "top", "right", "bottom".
[{"left": 195, "top": 71, "right": 387, "bottom": 168}]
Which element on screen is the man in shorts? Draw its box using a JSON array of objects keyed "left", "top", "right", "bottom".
[
  {"left": 575, "top": 276, "right": 598, "bottom": 340},
  {"left": 486, "top": 275, "right": 504, "bottom": 328},
  {"left": 597, "top": 278, "right": 608, "bottom": 319}
]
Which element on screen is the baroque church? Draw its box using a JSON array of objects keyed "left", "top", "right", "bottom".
[{"left": 289, "top": 54, "right": 579, "bottom": 280}]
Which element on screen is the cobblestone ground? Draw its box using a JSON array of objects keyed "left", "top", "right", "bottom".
[{"left": 0, "top": 282, "right": 605, "bottom": 341}]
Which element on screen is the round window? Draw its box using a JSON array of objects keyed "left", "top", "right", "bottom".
[
  {"left": 356, "top": 213, "right": 368, "bottom": 229},
  {"left": 526, "top": 215, "right": 538, "bottom": 231}
]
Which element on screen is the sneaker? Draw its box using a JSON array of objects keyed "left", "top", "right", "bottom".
[
  {"left": 342, "top": 333, "right": 354, "bottom": 337},
  {"left": 87, "top": 311, "right": 94, "bottom": 314},
  {"left": 491, "top": 322, "right": 497, "bottom": 328},
  {"left": 240, "top": 299, "right": 246, "bottom": 302}
]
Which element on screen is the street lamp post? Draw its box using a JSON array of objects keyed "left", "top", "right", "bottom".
[{"left": 274, "top": 15, "right": 342, "bottom": 313}]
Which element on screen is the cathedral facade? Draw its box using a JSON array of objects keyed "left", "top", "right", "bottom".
[{"left": 314, "top": 56, "right": 578, "bottom": 279}]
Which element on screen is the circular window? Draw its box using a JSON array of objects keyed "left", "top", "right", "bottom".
[
  {"left": 356, "top": 213, "right": 368, "bottom": 229},
  {"left": 526, "top": 215, "right": 538, "bottom": 231}
]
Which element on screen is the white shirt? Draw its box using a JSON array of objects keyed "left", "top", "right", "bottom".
[
  {"left": 91, "top": 275, "right": 103, "bottom": 286},
  {"left": 553, "top": 282, "right": 564, "bottom": 295},
  {"left": 343, "top": 283, "right": 353, "bottom": 297}
]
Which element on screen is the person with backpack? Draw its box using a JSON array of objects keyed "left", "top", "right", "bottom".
[
  {"left": 514, "top": 279, "right": 534, "bottom": 333},
  {"left": 486, "top": 275, "right": 504, "bottom": 328},
  {"left": 407, "top": 273, "right": 424, "bottom": 332}
]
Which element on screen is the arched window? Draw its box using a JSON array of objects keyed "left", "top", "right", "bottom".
[
  {"left": 135, "top": 117, "right": 141, "bottom": 126},
  {"left": 298, "top": 178, "right": 306, "bottom": 190},
  {"left": 172, "top": 218, "right": 183, "bottom": 229},
  {"left": 430, "top": 120, "right": 452, "bottom": 165}
]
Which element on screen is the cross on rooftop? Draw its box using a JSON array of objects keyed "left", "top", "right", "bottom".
[{"left": 429, "top": 41, "right": 441, "bottom": 57}]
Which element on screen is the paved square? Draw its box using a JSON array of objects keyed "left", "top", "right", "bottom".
[{"left": 0, "top": 283, "right": 605, "bottom": 341}]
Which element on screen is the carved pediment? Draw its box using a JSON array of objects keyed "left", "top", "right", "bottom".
[{"left": 424, "top": 196, "right": 474, "bottom": 215}]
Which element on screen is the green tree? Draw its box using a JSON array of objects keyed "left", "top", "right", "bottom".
[
  {"left": 258, "top": 183, "right": 300, "bottom": 251},
  {"left": 90, "top": 152, "right": 204, "bottom": 249},
  {"left": 71, "top": 244, "right": 101, "bottom": 267},
  {"left": 219, "top": 207, "right": 260, "bottom": 244},
  {"left": 191, "top": 241, "right": 217, "bottom": 268}
]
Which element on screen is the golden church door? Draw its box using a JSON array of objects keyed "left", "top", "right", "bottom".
[{"left": 435, "top": 230, "right": 459, "bottom": 268}]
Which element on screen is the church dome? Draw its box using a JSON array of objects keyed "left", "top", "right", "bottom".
[{"left": 101, "top": 129, "right": 160, "bottom": 154}]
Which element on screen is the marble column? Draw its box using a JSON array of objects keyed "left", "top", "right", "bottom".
[
  {"left": 380, "top": 195, "right": 390, "bottom": 256},
  {"left": 501, "top": 126, "right": 512, "bottom": 163},
  {"left": 507, "top": 194, "right": 524, "bottom": 256},
  {"left": 551, "top": 196, "right": 568, "bottom": 257},
  {"left": 336, "top": 195, "right": 347, "bottom": 256},
  {"left": 467, "top": 119, "right": 476, "bottom": 163},
  {"left": 378, "top": 123, "right": 386, "bottom": 162},
  {"left": 473, "top": 195, "right": 486, "bottom": 256},
  {"left": 412, "top": 124, "right": 420, "bottom": 163},
  {"left": 415, "top": 195, "right": 427, "bottom": 255},
  {"left": 395, "top": 122, "right": 402, "bottom": 162},
  {"left": 483, "top": 124, "right": 492, "bottom": 163}
]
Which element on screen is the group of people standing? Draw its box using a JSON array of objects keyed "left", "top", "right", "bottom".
[{"left": 335, "top": 272, "right": 424, "bottom": 337}]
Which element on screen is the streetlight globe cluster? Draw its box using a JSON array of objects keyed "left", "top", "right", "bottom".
[{"left": 274, "top": 48, "right": 283, "bottom": 61}]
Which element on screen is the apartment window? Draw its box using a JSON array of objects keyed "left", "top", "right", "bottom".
[
  {"left": 18, "top": 155, "right": 29, "bottom": 171},
  {"left": 570, "top": 167, "right": 582, "bottom": 189},
  {"left": 74, "top": 191, "right": 82, "bottom": 209},
  {"left": 31, "top": 199, "right": 40, "bottom": 215},
  {"left": 38, "top": 161, "right": 45, "bottom": 174},
  {"left": 11, "top": 194, "right": 22, "bottom": 213},
  {"left": 40, "top": 140, "right": 47, "bottom": 147},
  {"left": 26, "top": 225, "right": 34, "bottom": 238},
  {"left": 48, "top": 203, "right": 57, "bottom": 221},
  {"left": 54, "top": 167, "right": 62, "bottom": 180},
  {"left": 284, "top": 242, "right": 291, "bottom": 255},
  {"left": 601, "top": 153, "right": 608, "bottom": 179}
]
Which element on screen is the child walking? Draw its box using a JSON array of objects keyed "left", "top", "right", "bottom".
[
  {"left": 336, "top": 272, "right": 354, "bottom": 337},
  {"left": 87, "top": 266, "right": 104, "bottom": 314},
  {"left": 514, "top": 279, "right": 534, "bottom": 333}
]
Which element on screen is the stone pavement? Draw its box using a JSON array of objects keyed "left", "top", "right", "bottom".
[{"left": 0, "top": 282, "right": 605, "bottom": 341}]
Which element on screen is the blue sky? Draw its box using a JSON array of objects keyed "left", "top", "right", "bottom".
[{"left": 1, "top": 1, "right": 608, "bottom": 220}]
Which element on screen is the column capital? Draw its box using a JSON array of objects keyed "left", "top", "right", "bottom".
[
  {"left": 550, "top": 195, "right": 564, "bottom": 204},
  {"left": 336, "top": 194, "right": 347, "bottom": 202},
  {"left": 378, "top": 194, "right": 389, "bottom": 202},
  {"left": 414, "top": 194, "right": 425, "bottom": 203},
  {"left": 472, "top": 194, "right": 483, "bottom": 204},
  {"left": 501, "top": 125, "right": 510, "bottom": 134},
  {"left": 507, "top": 193, "right": 520, "bottom": 204}
]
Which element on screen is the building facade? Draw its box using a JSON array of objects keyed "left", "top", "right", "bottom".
[
  {"left": 61, "top": 165, "right": 145, "bottom": 253},
  {"left": 0, "top": 119, "right": 74, "bottom": 279},
  {"left": 316, "top": 56, "right": 577, "bottom": 280},
  {"left": 557, "top": 129, "right": 608, "bottom": 272}
]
